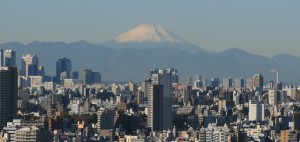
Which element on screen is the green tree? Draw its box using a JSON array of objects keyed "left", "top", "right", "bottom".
[{"left": 90, "top": 113, "right": 98, "bottom": 124}]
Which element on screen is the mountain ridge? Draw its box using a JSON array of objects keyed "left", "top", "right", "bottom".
[
  {"left": 0, "top": 24, "right": 298, "bottom": 82},
  {"left": 0, "top": 41, "right": 299, "bottom": 83}
]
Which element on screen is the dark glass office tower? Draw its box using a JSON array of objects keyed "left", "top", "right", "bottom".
[
  {"left": 0, "top": 67, "right": 17, "bottom": 130},
  {"left": 56, "top": 58, "right": 72, "bottom": 83}
]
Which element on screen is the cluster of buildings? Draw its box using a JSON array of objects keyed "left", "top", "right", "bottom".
[
  {"left": 0, "top": 49, "right": 300, "bottom": 142},
  {"left": 0, "top": 49, "right": 102, "bottom": 90}
]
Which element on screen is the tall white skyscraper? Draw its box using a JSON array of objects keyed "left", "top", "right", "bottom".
[
  {"left": 21, "top": 54, "right": 39, "bottom": 76},
  {"left": 268, "top": 90, "right": 278, "bottom": 106},
  {"left": 249, "top": 100, "right": 265, "bottom": 121},
  {"left": 148, "top": 69, "right": 174, "bottom": 131}
]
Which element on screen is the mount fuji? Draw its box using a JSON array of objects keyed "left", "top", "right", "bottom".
[
  {"left": 0, "top": 24, "right": 300, "bottom": 82},
  {"left": 114, "top": 24, "right": 184, "bottom": 43},
  {"left": 105, "top": 24, "right": 208, "bottom": 53}
]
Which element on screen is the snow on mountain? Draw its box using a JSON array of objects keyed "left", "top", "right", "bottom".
[
  {"left": 105, "top": 24, "right": 209, "bottom": 53},
  {"left": 114, "top": 24, "right": 185, "bottom": 43}
]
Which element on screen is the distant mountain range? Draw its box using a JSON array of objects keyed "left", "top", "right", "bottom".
[{"left": 0, "top": 24, "right": 299, "bottom": 83}]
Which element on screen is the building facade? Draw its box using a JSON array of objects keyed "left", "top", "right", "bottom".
[
  {"left": 252, "top": 74, "right": 264, "bottom": 90},
  {"left": 0, "top": 67, "right": 18, "bottom": 130},
  {"left": 249, "top": 100, "right": 265, "bottom": 121},
  {"left": 148, "top": 69, "right": 173, "bottom": 131},
  {"left": 1, "top": 50, "right": 16, "bottom": 67},
  {"left": 21, "top": 54, "right": 39, "bottom": 76},
  {"left": 56, "top": 58, "right": 72, "bottom": 83}
]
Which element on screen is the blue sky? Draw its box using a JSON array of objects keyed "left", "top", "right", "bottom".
[{"left": 0, "top": 1, "right": 299, "bottom": 57}]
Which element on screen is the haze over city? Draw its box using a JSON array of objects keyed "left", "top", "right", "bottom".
[
  {"left": 1, "top": 1, "right": 300, "bottom": 57},
  {"left": 1, "top": 1, "right": 300, "bottom": 142}
]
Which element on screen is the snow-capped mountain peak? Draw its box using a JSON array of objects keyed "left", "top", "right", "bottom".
[{"left": 114, "top": 24, "right": 185, "bottom": 43}]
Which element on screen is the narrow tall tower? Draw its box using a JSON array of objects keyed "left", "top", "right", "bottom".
[
  {"left": 276, "top": 71, "right": 279, "bottom": 83},
  {"left": 0, "top": 49, "right": 3, "bottom": 67}
]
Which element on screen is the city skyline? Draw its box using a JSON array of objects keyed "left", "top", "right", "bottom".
[
  {"left": 1, "top": 1, "right": 300, "bottom": 142},
  {"left": 1, "top": 1, "right": 300, "bottom": 57}
]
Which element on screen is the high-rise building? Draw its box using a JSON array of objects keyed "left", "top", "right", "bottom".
[
  {"left": 202, "top": 78, "right": 207, "bottom": 87},
  {"left": 247, "top": 78, "right": 253, "bottom": 89},
  {"left": 222, "top": 78, "right": 232, "bottom": 89},
  {"left": 289, "top": 88, "right": 300, "bottom": 101},
  {"left": 37, "top": 66, "right": 45, "bottom": 75},
  {"left": 278, "top": 90, "right": 287, "bottom": 104},
  {"left": 294, "top": 112, "right": 300, "bottom": 130},
  {"left": 195, "top": 74, "right": 202, "bottom": 81},
  {"left": 186, "top": 76, "right": 193, "bottom": 86},
  {"left": 2, "top": 50, "right": 16, "bottom": 67},
  {"left": 233, "top": 92, "right": 240, "bottom": 105},
  {"left": 252, "top": 74, "right": 264, "bottom": 90},
  {"left": 82, "top": 69, "right": 93, "bottom": 84},
  {"left": 136, "top": 90, "right": 145, "bottom": 104},
  {"left": 129, "top": 82, "right": 137, "bottom": 92},
  {"left": 56, "top": 58, "right": 72, "bottom": 83},
  {"left": 274, "top": 82, "right": 283, "bottom": 90},
  {"left": 194, "top": 80, "right": 203, "bottom": 89},
  {"left": 70, "top": 71, "right": 79, "bottom": 79},
  {"left": 60, "top": 71, "right": 69, "bottom": 84},
  {"left": 248, "top": 100, "right": 265, "bottom": 121},
  {"left": 268, "top": 90, "right": 278, "bottom": 106},
  {"left": 21, "top": 54, "right": 39, "bottom": 76},
  {"left": 97, "top": 107, "right": 115, "bottom": 132},
  {"left": 234, "top": 77, "right": 244, "bottom": 89},
  {"left": 168, "top": 68, "right": 179, "bottom": 83},
  {"left": 148, "top": 69, "right": 173, "bottom": 131},
  {"left": 141, "top": 79, "right": 151, "bottom": 98},
  {"left": 211, "top": 77, "right": 220, "bottom": 88},
  {"left": 193, "top": 74, "right": 203, "bottom": 89},
  {"left": 92, "top": 72, "right": 101, "bottom": 84},
  {"left": 150, "top": 68, "right": 178, "bottom": 83},
  {"left": 267, "top": 81, "right": 275, "bottom": 89},
  {"left": 82, "top": 69, "right": 101, "bottom": 84},
  {"left": 0, "top": 67, "right": 18, "bottom": 129},
  {"left": 0, "top": 49, "right": 3, "bottom": 67}
]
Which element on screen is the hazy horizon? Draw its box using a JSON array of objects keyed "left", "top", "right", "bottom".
[{"left": 1, "top": 1, "right": 299, "bottom": 57}]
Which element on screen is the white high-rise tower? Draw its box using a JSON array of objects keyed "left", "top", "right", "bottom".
[
  {"left": 249, "top": 100, "right": 265, "bottom": 121},
  {"left": 21, "top": 54, "right": 39, "bottom": 76}
]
